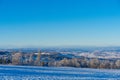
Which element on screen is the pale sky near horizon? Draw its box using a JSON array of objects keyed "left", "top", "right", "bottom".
[{"left": 0, "top": 0, "right": 120, "bottom": 48}]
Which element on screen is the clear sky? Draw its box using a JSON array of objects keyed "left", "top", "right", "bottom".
[{"left": 0, "top": 0, "right": 120, "bottom": 48}]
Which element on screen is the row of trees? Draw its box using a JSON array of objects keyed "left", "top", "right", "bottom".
[
  {"left": 0, "top": 52, "right": 120, "bottom": 69},
  {"left": 11, "top": 52, "right": 43, "bottom": 66},
  {"left": 47, "top": 58, "right": 120, "bottom": 69}
]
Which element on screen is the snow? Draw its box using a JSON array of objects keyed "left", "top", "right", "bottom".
[
  {"left": 34, "top": 52, "right": 50, "bottom": 55},
  {"left": 78, "top": 52, "right": 120, "bottom": 59},
  {"left": 0, "top": 65, "right": 120, "bottom": 80}
]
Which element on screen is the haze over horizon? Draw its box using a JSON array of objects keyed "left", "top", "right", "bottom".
[{"left": 0, "top": 0, "right": 120, "bottom": 48}]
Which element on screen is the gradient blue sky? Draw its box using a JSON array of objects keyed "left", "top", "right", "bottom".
[{"left": 0, "top": 0, "right": 120, "bottom": 48}]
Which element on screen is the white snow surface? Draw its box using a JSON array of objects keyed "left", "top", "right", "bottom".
[
  {"left": 0, "top": 65, "right": 120, "bottom": 80},
  {"left": 78, "top": 52, "right": 120, "bottom": 59}
]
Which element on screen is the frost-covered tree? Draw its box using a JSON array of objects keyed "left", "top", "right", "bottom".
[
  {"left": 70, "top": 58, "right": 80, "bottom": 67},
  {"left": 34, "top": 50, "right": 41, "bottom": 66},
  {"left": 57, "top": 58, "right": 80, "bottom": 67},
  {"left": 59, "top": 58, "right": 70, "bottom": 67},
  {"left": 29, "top": 53, "right": 34, "bottom": 65},
  {"left": 89, "top": 58, "right": 100, "bottom": 68},
  {"left": 115, "top": 60, "right": 120, "bottom": 69},
  {"left": 12, "top": 53, "right": 22, "bottom": 65}
]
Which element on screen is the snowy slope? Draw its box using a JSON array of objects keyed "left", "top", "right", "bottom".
[{"left": 0, "top": 65, "right": 120, "bottom": 80}]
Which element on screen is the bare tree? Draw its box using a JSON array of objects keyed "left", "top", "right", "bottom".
[
  {"left": 12, "top": 53, "right": 22, "bottom": 65},
  {"left": 59, "top": 58, "right": 70, "bottom": 67},
  {"left": 29, "top": 53, "right": 34, "bottom": 65},
  {"left": 57, "top": 58, "right": 80, "bottom": 67},
  {"left": 34, "top": 50, "right": 41, "bottom": 66},
  {"left": 89, "top": 58, "right": 100, "bottom": 68},
  {"left": 115, "top": 60, "right": 120, "bottom": 69},
  {"left": 70, "top": 58, "right": 80, "bottom": 67}
]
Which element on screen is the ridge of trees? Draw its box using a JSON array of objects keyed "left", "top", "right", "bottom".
[{"left": 0, "top": 52, "right": 120, "bottom": 69}]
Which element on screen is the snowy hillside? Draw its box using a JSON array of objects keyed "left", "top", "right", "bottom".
[{"left": 0, "top": 65, "right": 120, "bottom": 80}]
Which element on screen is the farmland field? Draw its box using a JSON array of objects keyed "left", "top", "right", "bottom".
[{"left": 0, "top": 65, "right": 120, "bottom": 80}]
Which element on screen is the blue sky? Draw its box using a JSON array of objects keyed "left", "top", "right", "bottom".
[{"left": 0, "top": 0, "right": 120, "bottom": 48}]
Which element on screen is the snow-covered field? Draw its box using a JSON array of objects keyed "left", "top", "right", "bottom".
[{"left": 0, "top": 65, "right": 120, "bottom": 80}]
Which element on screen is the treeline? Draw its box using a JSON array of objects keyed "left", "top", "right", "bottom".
[
  {"left": 0, "top": 53, "right": 120, "bottom": 69},
  {"left": 50, "top": 58, "right": 120, "bottom": 69}
]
